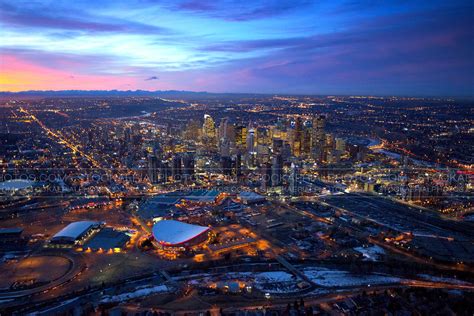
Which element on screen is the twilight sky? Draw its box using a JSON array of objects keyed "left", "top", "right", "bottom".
[{"left": 0, "top": 0, "right": 473, "bottom": 96}]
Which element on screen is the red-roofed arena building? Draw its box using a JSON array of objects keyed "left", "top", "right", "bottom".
[{"left": 152, "top": 220, "right": 210, "bottom": 249}]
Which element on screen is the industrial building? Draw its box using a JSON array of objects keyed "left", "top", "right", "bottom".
[
  {"left": 0, "top": 227, "right": 25, "bottom": 250},
  {"left": 83, "top": 227, "right": 131, "bottom": 252},
  {"left": 50, "top": 221, "right": 104, "bottom": 245}
]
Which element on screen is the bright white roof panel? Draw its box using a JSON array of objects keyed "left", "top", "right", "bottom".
[
  {"left": 52, "top": 221, "right": 100, "bottom": 241},
  {"left": 152, "top": 220, "right": 209, "bottom": 246}
]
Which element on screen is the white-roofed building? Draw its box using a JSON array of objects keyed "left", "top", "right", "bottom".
[
  {"left": 239, "top": 191, "right": 266, "bottom": 204},
  {"left": 152, "top": 220, "right": 210, "bottom": 248},
  {"left": 51, "top": 221, "right": 103, "bottom": 245}
]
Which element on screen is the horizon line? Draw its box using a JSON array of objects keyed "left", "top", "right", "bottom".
[{"left": 0, "top": 89, "right": 472, "bottom": 99}]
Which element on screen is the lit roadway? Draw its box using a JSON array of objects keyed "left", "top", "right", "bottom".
[
  {"left": 20, "top": 107, "right": 102, "bottom": 169},
  {"left": 19, "top": 107, "right": 143, "bottom": 194}
]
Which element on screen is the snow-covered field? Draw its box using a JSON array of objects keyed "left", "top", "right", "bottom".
[
  {"left": 417, "top": 274, "right": 472, "bottom": 286},
  {"left": 253, "top": 271, "right": 299, "bottom": 294},
  {"left": 100, "top": 284, "right": 169, "bottom": 303},
  {"left": 255, "top": 282, "right": 300, "bottom": 294},
  {"left": 187, "top": 267, "right": 406, "bottom": 295},
  {"left": 354, "top": 245, "right": 385, "bottom": 261},
  {"left": 303, "top": 267, "right": 401, "bottom": 287},
  {"left": 254, "top": 271, "right": 295, "bottom": 283}
]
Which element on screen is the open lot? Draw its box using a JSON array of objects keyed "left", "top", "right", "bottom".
[{"left": 0, "top": 255, "right": 72, "bottom": 290}]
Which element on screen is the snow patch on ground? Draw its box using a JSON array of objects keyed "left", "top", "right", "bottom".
[
  {"left": 303, "top": 267, "right": 400, "bottom": 287},
  {"left": 100, "top": 284, "right": 169, "bottom": 303},
  {"left": 417, "top": 274, "right": 472, "bottom": 285},
  {"left": 354, "top": 245, "right": 385, "bottom": 261},
  {"left": 253, "top": 271, "right": 298, "bottom": 294},
  {"left": 254, "top": 271, "right": 295, "bottom": 283}
]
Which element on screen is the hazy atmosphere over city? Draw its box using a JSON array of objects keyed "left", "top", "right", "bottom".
[{"left": 0, "top": 1, "right": 473, "bottom": 315}]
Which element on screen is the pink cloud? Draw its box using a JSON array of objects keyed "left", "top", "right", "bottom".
[{"left": 0, "top": 54, "right": 143, "bottom": 91}]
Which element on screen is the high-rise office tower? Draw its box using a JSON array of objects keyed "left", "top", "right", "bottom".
[
  {"left": 184, "top": 119, "right": 201, "bottom": 141},
  {"left": 172, "top": 154, "right": 182, "bottom": 180},
  {"left": 219, "top": 138, "right": 231, "bottom": 157},
  {"left": 260, "top": 162, "right": 273, "bottom": 191},
  {"left": 147, "top": 154, "right": 159, "bottom": 184},
  {"left": 231, "top": 154, "right": 242, "bottom": 177},
  {"left": 273, "top": 118, "right": 285, "bottom": 139},
  {"left": 302, "top": 122, "right": 312, "bottom": 156},
  {"left": 182, "top": 152, "right": 195, "bottom": 176},
  {"left": 335, "top": 137, "right": 346, "bottom": 152},
  {"left": 289, "top": 163, "right": 299, "bottom": 196},
  {"left": 221, "top": 156, "right": 233, "bottom": 176},
  {"left": 247, "top": 128, "right": 256, "bottom": 153},
  {"left": 311, "top": 115, "right": 326, "bottom": 161},
  {"left": 234, "top": 125, "right": 247, "bottom": 149},
  {"left": 257, "top": 127, "right": 270, "bottom": 145},
  {"left": 292, "top": 117, "right": 303, "bottom": 157},
  {"left": 202, "top": 114, "right": 216, "bottom": 140},
  {"left": 226, "top": 124, "right": 236, "bottom": 146},
  {"left": 271, "top": 154, "right": 283, "bottom": 187},
  {"left": 326, "top": 134, "right": 335, "bottom": 148},
  {"left": 218, "top": 117, "right": 229, "bottom": 140},
  {"left": 272, "top": 138, "right": 283, "bottom": 154},
  {"left": 327, "top": 150, "right": 341, "bottom": 164},
  {"left": 281, "top": 142, "right": 292, "bottom": 161}
]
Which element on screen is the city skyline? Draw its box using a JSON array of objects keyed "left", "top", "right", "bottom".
[
  {"left": 0, "top": 1, "right": 473, "bottom": 314},
  {"left": 1, "top": 0, "right": 473, "bottom": 96}
]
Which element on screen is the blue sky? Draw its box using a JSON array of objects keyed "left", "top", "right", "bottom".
[{"left": 1, "top": 0, "right": 473, "bottom": 96}]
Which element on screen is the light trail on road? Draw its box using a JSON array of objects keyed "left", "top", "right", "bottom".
[{"left": 20, "top": 108, "right": 102, "bottom": 169}]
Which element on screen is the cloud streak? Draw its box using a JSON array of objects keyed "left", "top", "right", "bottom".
[
  {"left": 0, "top": 1, "right": 171, "bottom": 34},
  {"left": 170, "top": 0, "right": 313, "bottom": 21}
]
